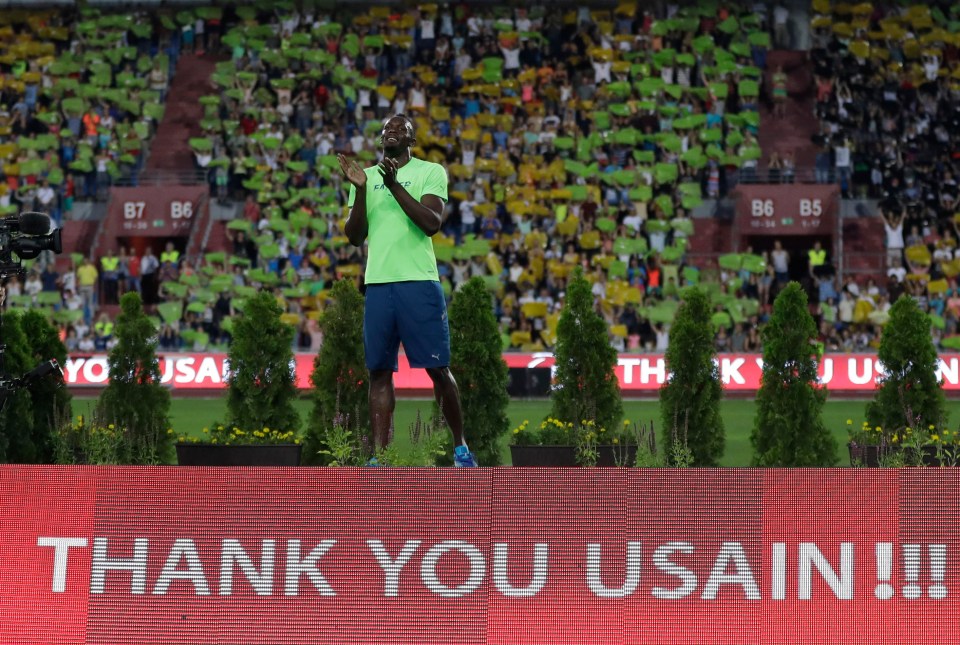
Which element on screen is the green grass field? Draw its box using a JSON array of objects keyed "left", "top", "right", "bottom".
[{"left": 74, "top": 397, "right": 960, "bottom": 466}]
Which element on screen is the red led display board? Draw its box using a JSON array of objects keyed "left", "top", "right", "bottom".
[{"left": 9, "top": 467, "right": 960, "bottom": 644}]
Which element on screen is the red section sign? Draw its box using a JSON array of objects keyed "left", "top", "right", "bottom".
[
  {"left": 9, "top": 467, "right": 960, "bottom": 644},
  {"left": 108, "top": 186, "right": 206, "bottom": 237},
  {"left": 63, "top": 352, "right": 960, "bottom": 392},
  {"left": 735, "top": 184, "right": 839, "bottom": 235}
]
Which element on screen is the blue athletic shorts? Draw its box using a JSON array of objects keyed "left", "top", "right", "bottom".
[{"left": 363, "top": 281, "right": 450, "bottom": 372}]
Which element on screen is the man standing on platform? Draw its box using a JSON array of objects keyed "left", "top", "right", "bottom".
[{"left": 338, "top": 114, "right": 478, "bottom": 466}]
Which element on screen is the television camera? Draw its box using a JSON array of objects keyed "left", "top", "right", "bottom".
[
  {"left": 0, "top": 210, "right": 63, "bottom": 277},
  {"left": 0, "top": 211, "right": 65, "bottom": 412}
]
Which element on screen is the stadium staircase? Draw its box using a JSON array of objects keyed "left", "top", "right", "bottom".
[
  {"left": 184, "top": 191, "right": 213, "bottom": 259},
  {"left": 146, "top": 53, "right": 220, "bottom": 173},
  {"left": 200, "top": 205, "right": 234, "bottom": 255},
  {"left": 758, "top": 50, "right": 819, "bottom": 170},
  {"left": 841, "top": 217, "right": 886, "bottom": 279},
  {"left": 59, "top": 203, "right": 106, "bottom": 277},
  {"left": 687, "top": 218, "right": 734, "bottom": 261},
  {"left": 204, "top": 224, "right": 232, "bottom": 254},
  {"left": 62, "top": 219, "right": 100, "bottom": 263},
  {"left": 145, "top": 52, "right": 234, "bottom": 257}
]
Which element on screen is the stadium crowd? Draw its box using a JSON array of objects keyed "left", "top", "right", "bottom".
[
  {"left": 9, "top": 1, "right": 958, "bottom": 355},
  {"left": 186, "top": 1, "right": 775, "bottom": 353},
  {"left": 0, "top": 8, "right": 185, "bottom": 226},
  {"left": 808, "top": 0, "right": 960, "bottom": 352}
]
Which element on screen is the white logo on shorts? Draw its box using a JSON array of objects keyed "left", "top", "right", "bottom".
[{"left": 432, "top": 353, "right": 440, "bottom": 361}]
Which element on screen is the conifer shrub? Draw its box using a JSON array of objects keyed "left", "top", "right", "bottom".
[
  {"left": 96, "top": 292, "right": 172, "bottom": 464},
  {"left": 751, "top": 282, "right": 837, "bottom": 466},
  {"left": 550, "top": 267, "right": 623, "bottom": 433},
  {"left": 225, "top": 290, "right": 300, "bottom": 439},
  {"left": 305, "top": 279, "right": 369, "bottom": 465},
  {"left": 660, "top": 287, "right": 724, "bottom": 466},
  {"left": 867, "top": 294, "right": 946, "bottom": 434},
  {"left": 448, "top": 276, "right": 510, "bottom": 465}
]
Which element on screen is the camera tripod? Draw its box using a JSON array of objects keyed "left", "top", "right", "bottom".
[
  {"left": 0, "top": 271, "right": 64, "bottom": 413},
  {"left": 0, "top": 209, "right": 68, "bottom": 411}
]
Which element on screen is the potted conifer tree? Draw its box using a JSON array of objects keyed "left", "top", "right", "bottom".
[
  {"left": 303, "top": 278, "right": 369, "bottom": 465},
  {"left": 860, "top": 295, "right": 948, "bottom": 466},
  {"left": 176, "top": 290, "right": 302, "bottom": 466},
  {"left": 96, "top": 292, "right": 173, "bottom": 464},
  {"left": 511, "top": 267, "right": 632, "bottom": 466},
  {"left": 448, "top": 276, "right": 510, "bottom": 465},
  {"left": 751, "top": 283, "right": 837, "bottom": 467},
  {"left": 660, "top": 287, "right": 724, "bottom": 466}
]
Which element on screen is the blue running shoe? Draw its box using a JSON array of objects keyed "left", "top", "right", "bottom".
[{"left": 454, "top": 445, "right": 478, "bottom": 467}]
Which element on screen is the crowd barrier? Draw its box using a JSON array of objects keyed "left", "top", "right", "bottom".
[
  {"left": 13, "top": 466, "right": 960, "bottom": 644},
  {"left": 64, "top": 352, "right": 960, "bottom": 392}
]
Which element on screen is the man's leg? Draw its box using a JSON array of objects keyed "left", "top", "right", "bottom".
[
  {"left": 364, "top": 284, "right": 401, "bottom": 452},
  {"left": 369, "top": 369, "right": 395, "bottom": 450},
  {"left": 426, "top": 366, "right": 465, "bottom": 447},
  {"left": 395, "top": 281, "right": 477, "bottom": 465}
]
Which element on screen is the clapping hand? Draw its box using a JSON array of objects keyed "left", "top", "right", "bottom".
[
  {"left": 378, "top": 157, "right": 399, "bottom": 189},
  {"left": 337, "top": 154, "right": 367, "bottom": 188}
]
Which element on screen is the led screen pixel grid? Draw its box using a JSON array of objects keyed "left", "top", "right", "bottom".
[{"left": 8, "top": 466, "right": 959, "bottom": 644}]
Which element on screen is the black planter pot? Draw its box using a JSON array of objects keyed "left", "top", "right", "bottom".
[
  {"left": 922, "top": 445, "right": 959, "bottom": 467},
  {"left": 848, "top": 443, "right": 884, "bottom": 467},
  {"left": 176, "top": 443, "right": 302, "bottom": 466},
  {"left": 511, "top": 445, "right": 577, "bottom": 467},
  {"left": 510, "top": 444, "right": 639, "bottom": 467}
]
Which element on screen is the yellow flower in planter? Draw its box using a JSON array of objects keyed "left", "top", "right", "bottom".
[{"left": 187, "top": 423, "right": 302, "bottom": 446}]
